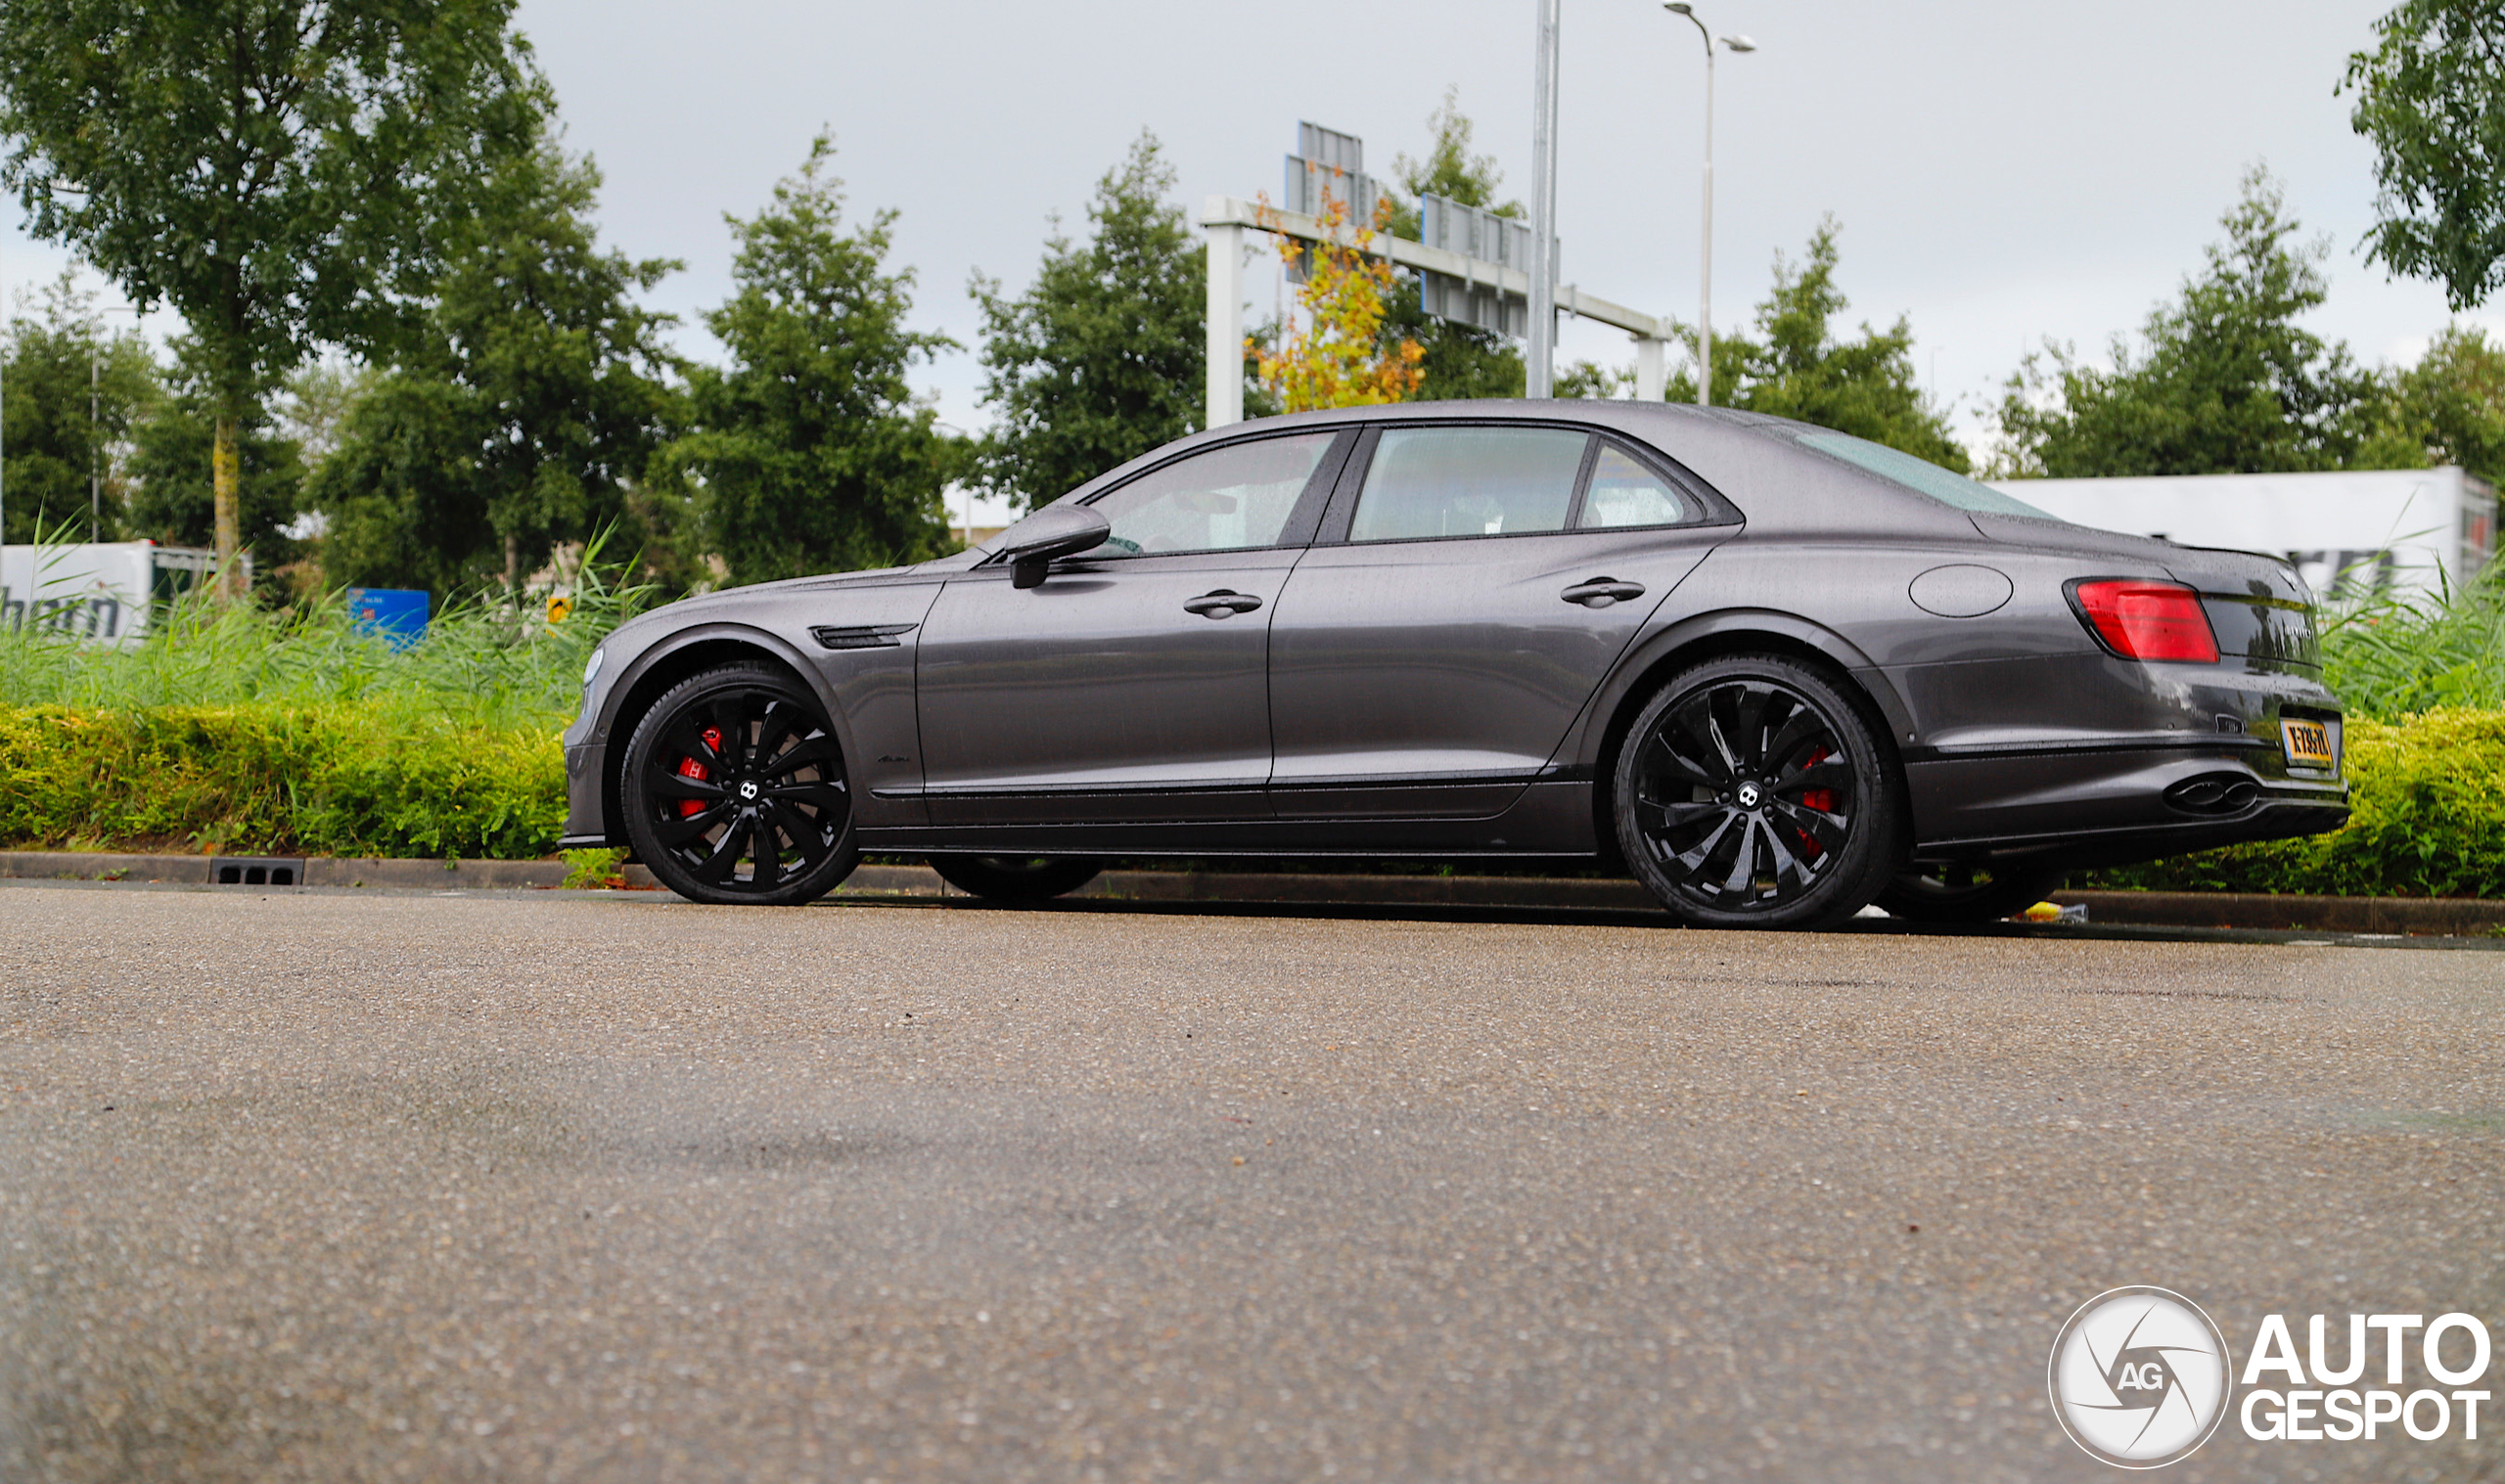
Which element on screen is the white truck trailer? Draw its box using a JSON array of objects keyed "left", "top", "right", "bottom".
[
  {"left": 1986, "top": 467, "right": 2496, "bottom": 602},
  {"left": 0, "top": 541, "right": 226, "bottom": 646}
]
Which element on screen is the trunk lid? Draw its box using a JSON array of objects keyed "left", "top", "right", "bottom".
[{"left": 1969, "top": 512, "right": 2321, "bottom": 670}]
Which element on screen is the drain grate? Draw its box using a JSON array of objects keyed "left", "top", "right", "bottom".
[{"left": 209, "top": 856, "right": 306, "bottom": 887}]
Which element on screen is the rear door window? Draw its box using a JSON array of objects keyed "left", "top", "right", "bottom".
[{"left": 1346, "top": 427, "right": 1592, "bottom": 542}]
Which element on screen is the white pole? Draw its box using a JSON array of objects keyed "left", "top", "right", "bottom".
[
  {"left": 1635, "top": 336, "right": 1665, "bottom": 401},
  {"left": 1204, "top": 204, "right": 1245, "bottom": 430},
  {"left": 1527, "top": 0, "right": 1562, "bottom": 399},
  {"left": 1699, "top": 39, "right": 1714, "bottom": 407}
]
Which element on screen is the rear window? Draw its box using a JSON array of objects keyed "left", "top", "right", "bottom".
[{"left": 1796, "top": 430, "right": 2057, "bottom": 519}]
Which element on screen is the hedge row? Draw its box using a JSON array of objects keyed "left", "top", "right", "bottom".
[
  {"left": 0, "top": 702, "right": 2498, "bottom": 898},
  {"left": 0, "top": 701, "right": 564, "bottom": 861}
]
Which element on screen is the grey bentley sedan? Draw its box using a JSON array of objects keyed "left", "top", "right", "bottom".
[{"left": 560, "top": 401, "right": 2348, "bottom": 928}]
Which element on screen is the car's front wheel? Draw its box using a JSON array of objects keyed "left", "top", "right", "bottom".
[
  {"left": 1872, "top": 861, "right": 2067, "bottom": 923},
  {"left": 929, "top": 856, "right": 1104, "bottom": 903},
  {"left": 620, "top": 661, "right": 859, "bottom": 906},
  {"left": 1613, "top": 653, "right": 1903, "bottom": 930}
]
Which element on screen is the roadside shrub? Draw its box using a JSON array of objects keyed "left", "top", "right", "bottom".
[
  {"left": 0, "top": 528, "right": 644, "bottom": 860},
  {"left": 0, "top": 699, "right": 564, "bottom": 860},
  {"left": 2091, "top": 708, "right": 2505, "bottom": 898}
]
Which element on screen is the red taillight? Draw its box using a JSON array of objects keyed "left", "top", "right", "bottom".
[{"left": 2071, "top": 580, "right": 2219, "bottom": 663}]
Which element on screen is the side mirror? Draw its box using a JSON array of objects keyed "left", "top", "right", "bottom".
[{"left": 998, "top": 503, "right": 1113, "bottom": 589}]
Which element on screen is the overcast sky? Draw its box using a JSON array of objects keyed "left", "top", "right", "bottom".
[{"left": 4, "top": 0, "right": 2486, "bottom": 475}]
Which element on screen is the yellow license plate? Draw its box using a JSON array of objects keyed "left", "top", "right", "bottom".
[{"left": 2281, "top": 717, "right": 2336, "bottom": 771}]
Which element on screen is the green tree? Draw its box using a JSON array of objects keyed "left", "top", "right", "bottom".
[
  {"left": 278, "top": 360, "right": 381, "bottom": 476},
  {"left": 1693, "top": 218, "right": 1968, "bottom": 470},
  {"left": 126, "top": 338, "right": 306, "bottom": 581},
  {"left": 0, "top": 0, "right": 542, "bottom": 597},
  {"left": 2356, "top": 324, "right": 2505, "bottom": 479},
  {"left": 663, "top": 135, "right": 955, "bottom": 586},
  {"left": 974, "top": 132, "right": 1206, "bottom": 511},
  {"left": 1385, "top": 88, "right": 1526, "bottom": 402},
  {"left": 1, "top": 275, "right": 159, "bottom": 542},
  {"left": 311, "top": 139, "right": 681, "bottom": 596},
  {"left": 2346, "top": 0, "right": 2505, "bottom": 310},
  {"left": 1992, "top": 169, "right": 2376, "bottom": 477}
]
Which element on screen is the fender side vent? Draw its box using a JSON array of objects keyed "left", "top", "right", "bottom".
[
  {"left": 2163, "top": 775, "right": 2260, "bottom": 816},
  {"left": 811, "top": 624, "right": 918, "bottom": 651}
]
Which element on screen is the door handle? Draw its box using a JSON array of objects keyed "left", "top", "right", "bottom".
[
  {"left": 1183, "top": 589, "right": 1263, "bottom": 618},
  {"left": 1562, "top": 577, "right": 1645, "bottom": 607}
]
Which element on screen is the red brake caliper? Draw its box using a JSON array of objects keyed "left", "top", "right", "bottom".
[
  {"left": 677, "top": 727, "right": 723, "bottom": 817},
  {"left": 1795, "top": 745, "right": 1836, "bottom": 858}
]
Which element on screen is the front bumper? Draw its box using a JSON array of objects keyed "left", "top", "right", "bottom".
[{"left": 559, "top": 740, "right": 610, "bottom": 850}]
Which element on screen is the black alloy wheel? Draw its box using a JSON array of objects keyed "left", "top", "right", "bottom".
[
  {"left": 1614, "top": 653, "right": 1903, "bottom": 930},
  {"left": 929, "top": 855, "right": 1104, "bottom": 903},
  {"left": 1872, "top": 860, "right": 2068, "bottom": 923},
  {"left": 620, "top": 661, "right": 859, "bottom": 906}
]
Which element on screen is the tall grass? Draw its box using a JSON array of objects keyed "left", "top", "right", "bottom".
[
  {"left": 0, "top": 528, "right": 656, "bottom": 727},
  {"left": 2318, "top": 562, "right": 2505, "bottom": 719}
]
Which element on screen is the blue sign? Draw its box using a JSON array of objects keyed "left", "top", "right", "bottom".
[{"left": 346, "top": 588, "right": 430, "bottom": 651}]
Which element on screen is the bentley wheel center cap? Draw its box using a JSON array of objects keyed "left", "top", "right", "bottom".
[
  {"left": 1736, "top": 782, "right": 1762, "bottom": 809},
  {"left": 739, "top": 781, "right": 761, "bottom": 801}
]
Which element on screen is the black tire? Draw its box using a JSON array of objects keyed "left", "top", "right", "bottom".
[
  {"left": 929, "top": 855, "right": 1104, "bottom": 903},
  {"left": 619, "top": 661, "right": 859, "bottom": 906},
  {"left": 1873, "top": 861, "right": 2067, "bottom": 923},
  {"left": 1613, "top": 653, "right": 1904, "bottom": 930}
]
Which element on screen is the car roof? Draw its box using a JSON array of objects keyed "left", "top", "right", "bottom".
[{"left": 1048, "top": 400, "right": 1982, "bottom": 542}]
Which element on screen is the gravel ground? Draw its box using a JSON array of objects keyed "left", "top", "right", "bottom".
[{"left": 0, "top": 881, "right": 2498, "bottom": 1483}]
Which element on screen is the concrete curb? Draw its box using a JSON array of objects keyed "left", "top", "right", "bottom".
[
  {"left": 2052, "top": 888, "right": 2505, "bottom": 937},
  {"left": 1, "top": 851, "right": 2496, "bottom": 935}
]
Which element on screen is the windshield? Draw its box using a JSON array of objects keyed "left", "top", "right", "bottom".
[{"left": 1795, "top": 430, "right": 2058, "bottom": 519}]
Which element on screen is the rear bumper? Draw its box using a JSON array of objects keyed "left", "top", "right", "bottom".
[{"left": 1905, "top": 740, "right": 2347, "bottom": 869}]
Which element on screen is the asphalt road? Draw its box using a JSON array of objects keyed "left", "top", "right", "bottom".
[{"left": 1, "top": 881, "right": 2499, "bottom": 1483}]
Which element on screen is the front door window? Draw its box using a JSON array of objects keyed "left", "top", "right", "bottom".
[{"left": 1089, "top": 433, "right": 1337, "bottom": 556}]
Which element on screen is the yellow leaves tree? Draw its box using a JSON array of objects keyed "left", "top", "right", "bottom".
[{"left": 1252, "top": 193, "right": 1425, "bottom": 412}]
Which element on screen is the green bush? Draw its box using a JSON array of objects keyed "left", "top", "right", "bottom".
[
  {"left": 2091, "top": 708, "right": 2505, "bottom": 898},
  {"left": 0, "top": 699, "right": 564, "bottom": 860}
]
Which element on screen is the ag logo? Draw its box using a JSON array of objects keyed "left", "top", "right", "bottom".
[{"left": 2049, "top": 1286, "right": 2231, "bottom": 1467}]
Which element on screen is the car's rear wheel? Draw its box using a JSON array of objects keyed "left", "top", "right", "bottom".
[
  {"left": 1614, "top": 653, "right": 1903, "bottom": 930},
  {"left": 620, "top": 661, "right": 858, "bottom": 906},
  {"left": 1873, "top": 861, "right": 2067, "bottom": 923},
  {"left": 929, "top": 856, "right": 1103, "bottom": 903}
]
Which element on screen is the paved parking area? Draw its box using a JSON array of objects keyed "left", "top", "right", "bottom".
[{"left": 2, "top": 880, "right": 2499, "bottom": 1482}]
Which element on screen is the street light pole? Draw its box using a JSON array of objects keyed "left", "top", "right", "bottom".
[
  {"left": 1664, "top": 4, "right": 1754, "bottom": 407},
  {"left": 1527, "top": 0, "right": 1563, "bottom": 398}
]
